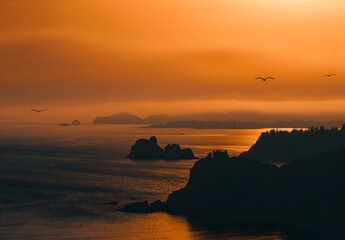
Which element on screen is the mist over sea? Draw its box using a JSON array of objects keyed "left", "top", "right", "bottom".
[{"left": 0, "top": 123, "right": 294, "bottom": 239}]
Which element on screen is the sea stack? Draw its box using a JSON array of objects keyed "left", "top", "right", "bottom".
[{"left": 127, "top": 136, "right": 195, "bottom": 160}]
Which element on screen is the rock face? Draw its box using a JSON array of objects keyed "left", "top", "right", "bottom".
[
  {"left": 127, "top": 136, "right": 195, "bottom": 160},
  {"left": 166, "top": 150, "right": 345, "bottom": 236},
  {"left": 240, "top": 126, "right": 345, "bottom": 163}
]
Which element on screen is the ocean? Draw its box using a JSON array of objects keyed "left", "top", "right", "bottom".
[{"left": 0, "top": 123, "right": 292, "bottom": 239}]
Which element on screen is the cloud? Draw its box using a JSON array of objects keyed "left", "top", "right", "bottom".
[
  {"left": 1, "top": 34, "right": 345, "bottom": 107},
  {"left": 1, "top": 0, "right": 345, "bottom": 106}
]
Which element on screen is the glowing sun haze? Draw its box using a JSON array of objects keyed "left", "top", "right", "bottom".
[{"left": 1, "top": 0, "right": 345, "bottom": 122}]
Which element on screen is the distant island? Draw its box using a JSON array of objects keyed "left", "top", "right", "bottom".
[
  {"left": 93, "top": 112, "right": 343, "bottom": 128},
  {"left": 147, "top": 120, "right": 344, "bottom": 129},
  {"left": 93, "top": 112, "right": 170, "bottom": 125},
  {"left": 240, "top": 126, "right": 345, "bottom": 163},
  {"left": 127, "top": 136, "right": 196, "bottom": 160}
]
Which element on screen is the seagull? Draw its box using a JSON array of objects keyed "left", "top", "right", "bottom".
[
  {"left": 256, "top": 77, "right": 275, "bottom": 82},
  {"left": 323, "top": 74, "right": 337, "bottom": 78},
  {"left": 31, "top": 109, "right": 48, "bottom": 113}
]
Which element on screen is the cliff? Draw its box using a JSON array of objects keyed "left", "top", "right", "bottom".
[{"left": 166, "top": 150, "right": 345, "bottom": 236}]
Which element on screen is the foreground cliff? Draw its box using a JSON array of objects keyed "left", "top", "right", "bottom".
[
  {"left": 240, "top": 126, "right": 345, "bottom": 163},
  {"left": 166, "top": 150, "right": 345, "bottom": 236}
]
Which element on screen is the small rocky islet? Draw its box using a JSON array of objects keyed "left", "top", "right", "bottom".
[{"left": 127, "top": 136, "right": 196, "bottom": 160}]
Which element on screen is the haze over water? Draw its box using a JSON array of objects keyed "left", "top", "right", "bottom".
[
  {"left": 0, "top": 123, "right": 293, "bottom": 239},
  {"left": 1, "top": 0, "right": 344, "bottom": 238}
]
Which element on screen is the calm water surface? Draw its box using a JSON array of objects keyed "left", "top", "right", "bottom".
[{"left": 0, "top": 123, "right": 293, "bottom": 239}]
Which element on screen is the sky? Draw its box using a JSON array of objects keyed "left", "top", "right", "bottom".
[{"left": 1, "top": 0, "right": 345, "bottom": 122}]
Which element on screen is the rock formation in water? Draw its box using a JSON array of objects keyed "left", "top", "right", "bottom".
[{"left": 127, "top": 136, "right": 195, "bottom": 160}]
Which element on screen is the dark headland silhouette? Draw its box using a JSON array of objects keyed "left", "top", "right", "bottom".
[
  {"left": 166, "top": 150, "right": 345, "bottom": 237},
  {"left": 127, "top": 136, "right": 196, "bottom": 160},
  {"left": 120, "top": 128, "right": 345, "bottom": 237},
  {"left": 240, "top": 126, "right": 345, "bottom": 163}
]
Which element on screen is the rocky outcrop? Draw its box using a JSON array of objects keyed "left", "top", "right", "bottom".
[
  {"left": 127, "top": 137, "right": 165, "bottom": 159},
  {"left": 127, "top": 136, "right": 195, "bottom": 160},
  {"left": 164, "top": 144, "right": 195, "bottom": 160},
  {"left": 166, "top": 150, "right": 345, "bottom": 236},
  {"left": 119, "top": 200, "right": 166, "bottom": 213},
  {"left": 119, "top": 201, "right": 152, "bottom": 213},
  {"left": 167, "top": 150, "right": 279, "bottom": 215}
]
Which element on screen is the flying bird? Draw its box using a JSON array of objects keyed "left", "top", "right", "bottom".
[
  {"left": 256, "top": 77, "right": 275, "bottom": 82},
  {"left": 31, "top": 109, "right": 48, "bottom": 113},
  {"left": 323, "top": 74, "right": 337, "bottom": 78}
]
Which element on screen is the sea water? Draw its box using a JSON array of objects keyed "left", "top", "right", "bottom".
[{"left": 0, "top": 123, "right": 292, "bottom": 239}]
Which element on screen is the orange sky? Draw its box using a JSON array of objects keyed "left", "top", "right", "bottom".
[{"left": 1, "top": 0, "right": 345, "bottom": 122}]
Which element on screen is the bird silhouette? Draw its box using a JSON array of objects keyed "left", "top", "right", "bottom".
[
  {"left": 323, "top": 74, "right": 337, "bottom": 78},
  {"left": 31, "top": 109, "right": 48, "bottom": 113},
  {"left": 256, "top": 77, "right": 275, "bottom": 81}
]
